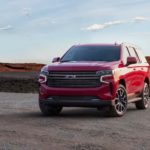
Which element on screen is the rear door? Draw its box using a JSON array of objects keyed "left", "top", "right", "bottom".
[
  {"left": 135, "top": 48, "right": 149, "bottom": 92},
  {"left": 127, "top": 47, "right": 142, "bottom": 93},
  {"left": 121, "top": 46, "right": 134, "bottom": 94}
]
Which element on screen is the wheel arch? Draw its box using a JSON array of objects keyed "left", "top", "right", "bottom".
[
  {"left": 144, "top": 77, "right": 150, "bottom": 97},
  {"left": 144, "top": 77, "right": 149, "bottom": 86},
  {"left": 119, "top": 79, "right": 126, "bottom": 89}
]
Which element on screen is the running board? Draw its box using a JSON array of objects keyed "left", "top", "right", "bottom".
[{"left": 128, "top": 97, "right": 142, "bottom": 103}]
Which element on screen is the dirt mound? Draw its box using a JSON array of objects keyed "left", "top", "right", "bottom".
[
  {"left": 0, "top": 63, "right": 45, "bottom": 72},
  {"left": 0, "top": 63, "right": 44, "bottom": 93}
]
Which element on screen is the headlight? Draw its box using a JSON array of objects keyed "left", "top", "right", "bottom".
[
  {"left": 38, "top": 71, "right": 48, "bottom": 84},
  {"left": 96, "top": 70, "right": 113, "bottom": 84}
]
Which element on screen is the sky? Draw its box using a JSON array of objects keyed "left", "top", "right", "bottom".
[{"left": 0, "top": 0, "right": 150, "bottom": 64}]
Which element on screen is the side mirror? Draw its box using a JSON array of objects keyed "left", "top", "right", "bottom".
[
  {"left": 127, "top": 56, "right": 137, "bottom": 65},
  {"left": 52, "top": 57, "right": 60, "bottom": 63}
]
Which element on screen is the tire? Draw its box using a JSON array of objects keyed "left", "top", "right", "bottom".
[
  {"left": 39, "top": 101, "right": 62, "bottom": 116},
  {"left": 135, "top": 82, "right": 149, "bottom": 109},
  {"left": 108, "top": 85, "right": 128, "bottom": 117}
]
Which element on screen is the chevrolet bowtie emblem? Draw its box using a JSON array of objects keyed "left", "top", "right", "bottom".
[{"left": 65, "top": 75, "right": 76, "bottom": 79}]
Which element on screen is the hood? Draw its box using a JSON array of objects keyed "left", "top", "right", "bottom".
[{"left": 43, "top": 61, "right": 120, "bottom": 72}]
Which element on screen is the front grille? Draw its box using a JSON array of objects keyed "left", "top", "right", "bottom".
[{"left": 47, "top": 71, "right": 101, "bottom": 88}]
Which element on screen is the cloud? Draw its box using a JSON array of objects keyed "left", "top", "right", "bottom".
[
  {"left": 0, "top": 25, "right": 13, "bottom": 31},
  {"left": 83, "top": 16, "right": 149, "bottom": 31},
  {"left": 22, "top": 8, "right": 32, "bottom": 17},
  {"left": 132, "top": 16, "right": 149, "bottom": 22},
  {"left": 83, "top": 20, "right": 125, "bottom": 31},
  {"left": 29, "top": 17, "right": 57, "bottom": 28}
]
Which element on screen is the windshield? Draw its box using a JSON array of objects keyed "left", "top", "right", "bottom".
[{"left": 61, "top": 45, "right": 121, "bottom": 62}]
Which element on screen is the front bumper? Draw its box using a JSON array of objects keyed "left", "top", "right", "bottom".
[
  {"left": 39, "top": 96, "right": 114, "bottom": 107},
  {"left": 39, "top": 83, "right": 116, "bottom": 100},
  {"left": 39, "top": 83, "right": 116, "bottom": 107}
]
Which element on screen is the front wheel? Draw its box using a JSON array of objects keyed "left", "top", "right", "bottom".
[
  {"left": 39, "top": 100, "right": 62, "bottom": 116},
  {"left": 108, "top": 85, "right": 128, "bottom": 117},
  {"left": 135, "top": 82, "right": 149, "bottom": 109}
]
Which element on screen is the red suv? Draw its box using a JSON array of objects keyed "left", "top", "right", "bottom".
[{"left": 38, "top": 43, "right": 150, "bottom": 117}]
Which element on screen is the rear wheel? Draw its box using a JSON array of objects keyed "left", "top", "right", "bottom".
[
  {"left": 39, "top": 101, "right": 62, "bottom": 116},
  {"left": 135, "top": 82, "right": 149, "bottom": 109},
  {"left": 108, "top": 85, "right": 127, "bottom": 117}
]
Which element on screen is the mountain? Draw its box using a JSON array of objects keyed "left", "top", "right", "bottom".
[{"left": 0, "top": 63, "right": 45, "bottom": 72}]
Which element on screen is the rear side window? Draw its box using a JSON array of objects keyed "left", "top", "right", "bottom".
[
  {"left": 122, "top": 47, "right": 130, "bottom": 65},
  {"left": 136, "top": 49, "right": 147, "bottom": 63},
  {"left": 127, "top": 47, "right": 140, "bottom": 63}
]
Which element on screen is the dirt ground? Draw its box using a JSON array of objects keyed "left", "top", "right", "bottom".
[{"left": 0, "top": 92, "right": 150, "bottom": 150}]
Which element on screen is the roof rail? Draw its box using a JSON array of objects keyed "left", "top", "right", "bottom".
[{"left": 121, "top": 42, "right": 140, "bottom": 48}]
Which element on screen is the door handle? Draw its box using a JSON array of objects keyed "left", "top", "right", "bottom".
[{"left": 133, "top": 68, "right": 136, "bottom": 71}]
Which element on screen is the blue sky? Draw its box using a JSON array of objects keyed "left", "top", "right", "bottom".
[{"left": 0, "top": 0, "right": 150, "bottom": 63}]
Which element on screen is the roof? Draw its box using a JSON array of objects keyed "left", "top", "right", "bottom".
[{"left": 74, "top": 43, "right": 121, "bottom": 47}]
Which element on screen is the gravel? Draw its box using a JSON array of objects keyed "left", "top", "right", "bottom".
[{"left": 0, "top": 92, "right": 150, "bottom": 150}]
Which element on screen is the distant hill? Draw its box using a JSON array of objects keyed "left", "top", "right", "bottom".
[{"left": 0, "top": 63, "right": 45, "bottom": 72}]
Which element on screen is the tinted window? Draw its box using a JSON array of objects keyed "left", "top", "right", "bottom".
[
  {"left": 128, "top": 47, "right": 140, "bottom": 63},
  {"left": 61, "top": 46, "right": 121, "bottom": 62},
  {"left": 122, "top": 47, "right": 130, "bottom": 65},
  {"left": 136, "top": 49, "right": 147, "bottom": 63}
]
